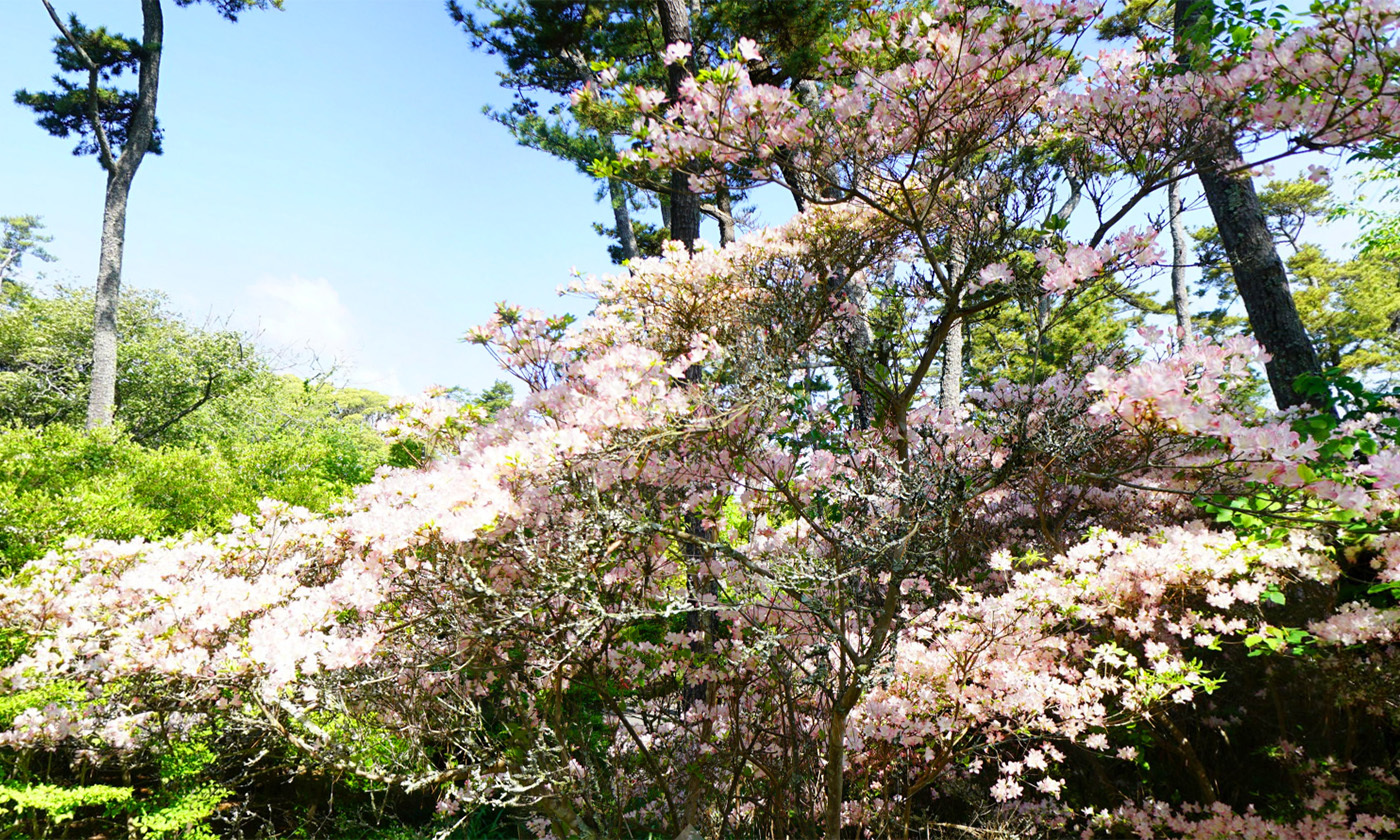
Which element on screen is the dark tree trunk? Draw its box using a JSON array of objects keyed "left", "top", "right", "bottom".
[
  {"left": 656, "top": 0, "right": 701, "bottom": 251},
  {"left": 1193, "top": 159, "right": 1320, "bottom": 406},
  {"left": 1176, "top": 0, "right": 1321, "bottom": 408},
  {"left": 666, "top": 164, "right": 702, "bottom": 253},
  {"left": 86, "top": 0, "right": 163, "bottom": 428}
]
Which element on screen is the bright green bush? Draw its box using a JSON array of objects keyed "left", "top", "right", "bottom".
[
  {"left": 0, "top": 425, "right": 244, "bottom": 567},
  {"left": 0, "top": 783, "right": 134, "bottom": 831},
  {"left": 0, "top": 280, "right": 397, "bottom": 570},
  {"left": 0, "top": 393, "right": 391, "bottom": 569},
  {"left": 0, "top": 283, "right": 261, "bottom": 444},
  {"left": 185, "top": 374, "right": 392, "bottom": 507}
]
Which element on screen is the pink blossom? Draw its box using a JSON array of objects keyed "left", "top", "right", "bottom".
[
  {"left": 736, "top": 37, "right": 762, "bottom": 63},
  {"left": 663, "top": 41, "right": 692, "bottom": 65}
]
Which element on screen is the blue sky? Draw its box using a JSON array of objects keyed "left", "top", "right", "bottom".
[{"left": 1, "top": 0, "right": 741, "bottom": 396}]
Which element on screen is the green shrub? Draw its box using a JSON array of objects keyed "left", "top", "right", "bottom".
[
  {"left": 0, "top": 283, "right": 261, "bottom": 444},
  {"left": 0, "top": 406, "right": 388, "bottom": 570},
  {"left": 0, "top": 425, "right": 221, "bottom": 567}
]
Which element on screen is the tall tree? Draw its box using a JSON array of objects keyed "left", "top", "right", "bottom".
[
  {"left": 1174, "top": 0, "right": 1323, "bottom": 408},
  {"left": 456, "top": 0, "right": 851, "bottom": 258},
  {"left": 654, "top": 0, "right": 700, "bottom": 251},
  {"left": 454, "top": 1, "right": 664, "bottom": 262},
  {"left": 1193, "top": 180, "right": 1400, "bottom": 381},
  {"left": 15, "top": 0, "right": 278, "bottom": 430}
]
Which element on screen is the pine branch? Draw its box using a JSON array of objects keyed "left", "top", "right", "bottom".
[{"left": 38, "top": 0, "right": 116, "bottom": 170}]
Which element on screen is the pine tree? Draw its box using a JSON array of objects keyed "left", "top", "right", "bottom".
[{"left": 14, "top": 0, "right": 279, "bottom": 429}]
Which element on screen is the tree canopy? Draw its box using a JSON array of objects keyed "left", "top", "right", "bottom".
[{"left": 0, "top": 283, "right": 260, "bottom": 442}]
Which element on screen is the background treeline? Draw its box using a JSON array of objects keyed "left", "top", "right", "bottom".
[{"left": 0, "top": 280, "right": 392, "bottom": 569}]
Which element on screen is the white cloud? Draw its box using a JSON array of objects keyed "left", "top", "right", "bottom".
[
  {"left": 248, "top": 274, "right": 352, "bottom": 350},
  {"left": 246, "top": 274, "right": 355, "bottom": 367},
  {"left": 242, "top": 275, "right": 408, "bottom": 394},
  {"left": 348, "top": 364, "right": 406, "bottom": 398}
]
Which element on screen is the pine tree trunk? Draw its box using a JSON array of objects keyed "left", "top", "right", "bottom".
[
  {"left": 1193, "top": 160, "right": 1320, "bottom": 405},
  {"left": 88, "top": 169, "right": 134, "bottom": 428},
  {"left": 785, "top": 81, "right": 825, "bottom": 210},
  {"left": 716, "top": 183, "right": 736, "bottom": 246},
  {"left": 609, "top": 178, "right": 640, "bottom": 263},
  {"left": 86, "top": 0, "right": 163, "bottom": 429},
  {"left": 656, "top": 0, "right": 701, "bottom": 251},
  {"left": 940, "top": 320, "right": 964, "bottom": 409},
  {"left": 666, "top": 170, "right": 702, "bottom": 252},
  {"left": 1169, "top": 176, "right": 1192, "bottom": 342},
  {"left": 1176, "top": 0, "right": 1320, "bottom": 408}
]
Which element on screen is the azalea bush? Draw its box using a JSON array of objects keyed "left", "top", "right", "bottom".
[
  {"left": 4, "top": 220, "right": 1397, "bottom": 838},
  {"left": 1, "top": 0, "right": 1400, "bottom": 837}
]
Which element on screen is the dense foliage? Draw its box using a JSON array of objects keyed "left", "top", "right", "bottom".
[
  {"left": 0, "top": 379, "right": 394, "bottom": 571},
  {"left": 3, "top": 0, "right": 1400, "bottom": 838},
  {"left": 0, "top": 282, "right": 402, "bottom": 572},
  {"left": 0, "top": 283, "right": 260, "bottom": 443}
]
